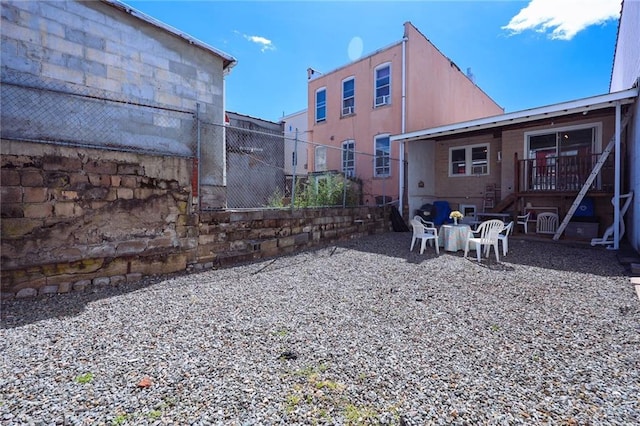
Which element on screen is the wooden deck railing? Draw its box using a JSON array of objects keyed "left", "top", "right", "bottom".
[{"left": 514, "top": 152, "right": 614, "bottom": 193}]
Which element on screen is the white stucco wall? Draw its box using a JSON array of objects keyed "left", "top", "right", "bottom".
[
  {"left": 610, "top": 0, "right": 640, "bottom": 252},
  {"left": 406, "top": 140, "right": 436, "bottom": 218},
  {"left": 281, "top": 109, "right": 310, "bottom": 176}
]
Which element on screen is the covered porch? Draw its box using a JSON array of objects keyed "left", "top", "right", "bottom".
[{"left": 392, "top": 88, "right": 638, "bottom": 248}]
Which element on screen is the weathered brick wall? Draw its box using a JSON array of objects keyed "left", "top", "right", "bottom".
[{"left": 1, "top": 143, "right": 391, "bottom": 300}]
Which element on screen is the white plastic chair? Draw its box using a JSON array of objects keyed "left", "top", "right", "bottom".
[
  {"left": 516, "top": 212, "right": 530, "bottom": 234},
  {"left": 536, "top": 212, "right": 559, "bottom": 235},
  {"left": 497, "top": 221, "right": 514, "bottom": 256},
  {"left": 464, "top": 219, "right": 504, "bottom": 262},
  {"left": 410, "top": 218, "right": 439, "bottom": 255}
]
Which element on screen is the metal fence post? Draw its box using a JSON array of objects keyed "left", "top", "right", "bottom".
[
  {"left": 196, "top": 103, "right": 201, "bottom": 211},
  {"left": 290, "top": 129, "right": 298, "bottom": 211}
]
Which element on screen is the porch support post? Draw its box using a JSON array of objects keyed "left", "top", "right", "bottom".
[
  {"left": 613, "top": 101, "right": 621, "bottom": 250},
  {"left": 399, "top": 141, "right": 405, "bottom": 217}
]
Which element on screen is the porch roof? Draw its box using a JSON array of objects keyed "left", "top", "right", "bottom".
[{"left": 391, "top": 87, "right": 638, "bottom": 143}]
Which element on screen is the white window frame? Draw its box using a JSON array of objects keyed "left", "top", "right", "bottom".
[
  {"left": 374, "top": 134, "right": 391, "bottom": 177},
  {"left": 315, "top": 145, "right": 327, "bottom": 171},
  {"left": 374, "top": 63, "right": 391, "bottom": 107},
  {"left": 448, "top": 143, "right": 490, "bottom": 177},
  {"left": 342, "top": 77, "right": 355, "bottom": 116},
  {"left": 315, "top": 87, "right": 326, "bottom": 123},
  {"left": 342, "top": 140, "right": 355, "bottom": 177}
]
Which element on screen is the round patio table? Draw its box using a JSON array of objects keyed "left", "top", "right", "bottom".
[{"left": 438, "top": 223, "right": 471, "bottom": 252}]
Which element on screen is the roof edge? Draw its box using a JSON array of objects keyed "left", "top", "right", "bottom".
[
  {"left": 101, "top": 0, "right": 237, "bottom": 70},
  {"left": 391, "top": 87, "right": 638, "bottom": 142},
  {"left": 307, "top": 40, "right": 403, "bottom": 81},
  {"left": 609, "top": 0, "right": 625, "bottom": 91}
]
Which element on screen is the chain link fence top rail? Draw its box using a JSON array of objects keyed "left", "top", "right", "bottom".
[{"left": 1, "top": 72, "right": 196, "bottom": 157}]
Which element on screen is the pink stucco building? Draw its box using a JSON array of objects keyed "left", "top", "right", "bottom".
[{"left": 306, "top": 22, "right": 503, "bottom": 207}]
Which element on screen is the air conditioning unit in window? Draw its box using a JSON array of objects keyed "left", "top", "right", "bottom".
[
  {"left": 472, "top": 165, "right": 486, "bottom": 175},
  {"left": 375, "top": 95, "right": 390, "bottom": 106},
  {"left": 342, "top": 106, "right": 354, "bottom": 115}
]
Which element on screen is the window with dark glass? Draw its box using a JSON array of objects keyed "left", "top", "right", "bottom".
[
  {"left": 451, "top": 148, "right": 466, "bottom": 175},
  {"left": 374, "top": 65, "right": 390, "bottom": 106},
  {"left": 315, "top": 88, "right": 326, "bottom": 123},
  {"left": 375, "top": 135, "right": 390, "bottom": 177},
  {"left": 342, "top": 78, "right": 355, "bottom": 116},
  {"left": 449, "top": 144, "right": 489, "bottom": 176},
  {"left": 471, "top": 146, "right": 488, "bottom": 174}
]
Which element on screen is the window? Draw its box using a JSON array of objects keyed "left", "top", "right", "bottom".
[
  {"left": 374, "top": 64, "right": 390, "bottom": 107},
  {"left": 315, "top": 145, "right": 327, "bottom": 171},
  {"left": 342, "top": 77, "right": 355, "bottom": 116},
  {"left": 342, "top": 140, "right": 355, "bottom": 177},
  {"left": 525, "top": 124, "right": 599, "bottom": 190},
  {"left": 374, "top": 135, "right": 390, "bottom": 177},
  {"left": 449, "top": 144, "right": 489, "bottom": 176},
  {"left": 315, "top": 88, "right": 326, "bottom": 123},
  {"left": 460, "top": 204, "right": 477, "bottom": 219},
  {"left": 292, "top": 151, "right": 297, "bottom": 167},
  {"left": 527, "top": 127, "right": 595, "bottom": 159}
]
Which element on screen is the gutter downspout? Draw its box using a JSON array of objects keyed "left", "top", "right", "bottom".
[
  {"left": 399, "top": 36, "right": 408, "bottom": 218},
  {"left": 613, "top": 101, "right": 621, "bottom": 249}
]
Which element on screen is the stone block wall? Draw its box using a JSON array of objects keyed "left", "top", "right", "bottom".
[
  {"left": 195, "top": 207, "right": 389, "bottom": 269},
  {"left": 1, "top": 142, "right": 391, "bottom": 300},
  {"left": 1, "top": 142, "right": 197, "bottom": 299}
]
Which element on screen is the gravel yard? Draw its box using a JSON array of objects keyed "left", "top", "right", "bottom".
[{"left": 1, "top": 232, "right": 639, "bottom": 425}]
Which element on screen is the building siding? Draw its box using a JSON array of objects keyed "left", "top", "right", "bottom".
[
  {"left": 307, "top": 22, "right": 503, "bottom": 206},
  {"left": 610, "top": 0, "right": 640, "bottom": 252},
  {"left": 1, "top": 0, "right": 231, "bottom": 208}
]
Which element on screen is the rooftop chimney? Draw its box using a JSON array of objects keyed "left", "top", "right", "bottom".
[{"left": 466, "top": 67, "right": 475, "bottom": 84}]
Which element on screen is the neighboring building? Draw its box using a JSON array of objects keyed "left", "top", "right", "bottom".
[
  {"left": 282, "top": 109, "right": 313, "bottom": 197},
  {"left": 226, "top": 112, "right": 285, "bottom": 208},
  {"left": 610, "top": 0, "right": 640, "bottom": 252},
  {"left": 281, "top": 109, "right": 310, "bottom": 197},
  {"left": 0, "top": 0, "right": 236, "bottom": 209},
  {"left": 281, "top": 109, "right": 310, "bottom": 177},
  {"left": 0, "top": 0, "right": 236, "bottom": 296},
  {"left": 307, "top": 22, "right": 503, "bottom": 208}
]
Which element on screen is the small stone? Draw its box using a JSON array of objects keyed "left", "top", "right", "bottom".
[
  {"left": 279, "top": 351, "right": 297, "bottom": 360},
  {"left": 137, "top": 377, "right": 152, "bottom": 388},
  {"left": 93, "top": 277, "right": 110, "bottom": 287},
  {"left": 16, "top": 288, "right": 37, "bottom": 298}
]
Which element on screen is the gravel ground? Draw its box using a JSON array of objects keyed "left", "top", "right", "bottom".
[{"left": 1, "top": 232, "right": 639, "bottom": 425}]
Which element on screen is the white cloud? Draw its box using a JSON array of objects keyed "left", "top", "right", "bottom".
[
  {"left": 502, "top": 0, "right": 620, "bottom": 40},
  {"left": 241, "top": 33, "right": 275, "bottom": 52}
]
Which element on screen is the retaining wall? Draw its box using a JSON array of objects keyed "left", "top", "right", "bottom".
[{"left": 1, "top": 143, "right": 390, "bottom": 300}]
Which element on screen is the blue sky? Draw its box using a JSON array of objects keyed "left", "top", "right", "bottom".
[{"left": 124, "top": 0, "right": 621, "bottom": 123}]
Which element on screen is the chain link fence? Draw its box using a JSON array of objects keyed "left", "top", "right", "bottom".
[
  {"left": 1, "top": 72, "right": 402, "bottom": 211},
  {"left": 218, "top": 120, "right": 402, "bottom": 210},
  {"left": 0, "top": 72, "right": 196, "bottom": 157}
]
